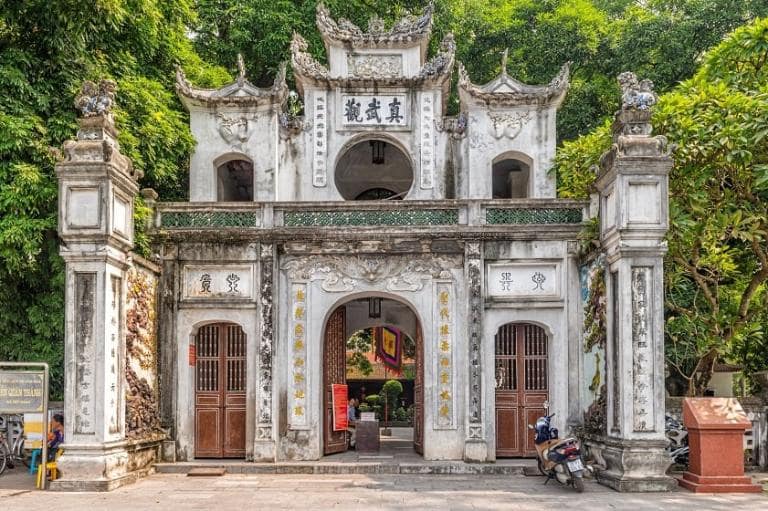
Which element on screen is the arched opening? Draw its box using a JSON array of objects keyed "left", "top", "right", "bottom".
[
  {"left": 193, "top": 322, "right": 247, "bottom": 458},
  {"left": 494, "top": 322, "right": 548, "bottom": 457},
  {"left": 323, "top": 296, "right": 423, "bottom": 457},
  {"left": 216, "top": 158, "right": 254, "bottom": 201},
  {"left": 492, "top": 155, "right": 531, "bottom": 199},
  {"left": 335, "top": 139, "right": 413, "bottom": 200}
]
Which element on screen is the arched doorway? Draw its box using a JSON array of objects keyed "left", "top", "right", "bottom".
[
  {"left": 216, "top": 156, "right": 254, "bottom": 201},
  {"left": 494, "top": 323, "right": 549, "bottom": 457},
  {"left": 322, "top": 296, "right": 423, "bottom": 456},
  {"left": 492, "top": 154, "right": 531, "bottom": 199},
  {"left": 194, "top": 322, "right": 247, "bottom": 458},
  {"left": 335, "top": 139, "right": 414, "bottom": 200}
]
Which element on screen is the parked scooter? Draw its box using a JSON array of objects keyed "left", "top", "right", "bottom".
[
  {"left": 665, "top": 414, "right": 689, "bottom": 466},
  {"left": 529, "top": 411, "right": 587, "bottom": 492}
]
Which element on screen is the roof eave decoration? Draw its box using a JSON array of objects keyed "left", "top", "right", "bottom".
[
  {"left": 458, "top": 52, "right": 570, "bottom": 108},
  {"left": 176, "top": 54, "right": 288, "bottom": 109},
  {"left": 315, "top": 2, "right": 433, "bottom": 49},
  {"left": 292, "top": 32, "right": 454, "bottom": 94}
]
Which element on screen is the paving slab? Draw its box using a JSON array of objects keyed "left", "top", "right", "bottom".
[{"left": 0, "top": 472, "right": 765, "bottom": 511}]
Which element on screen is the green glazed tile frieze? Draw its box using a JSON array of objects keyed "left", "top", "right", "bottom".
[
  {"left": 160, "top": 211, "right": 261, "bottom": 228},
  {"left": 283, "top": 209, "right": 459, "bottom": 226},
  {"left": 486, "top": 208, "right": 582, "bottom": 224}
]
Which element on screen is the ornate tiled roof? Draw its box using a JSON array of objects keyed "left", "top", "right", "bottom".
[
  {"left": 458, "top": 51, "right": 570, "bottom": 108},
  {"left": 176, "top": 54, "right": 288, "bottom": 109},
  {"left": 315, "top": 2, "right": 433, "bottom": 48}
]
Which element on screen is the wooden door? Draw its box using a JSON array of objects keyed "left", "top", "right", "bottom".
[
  {"left": 494, "top": 323, "right": 548, "bottom": 457},
  {"left": 195, "top": 323, "right": 247, "bottom": 458},
  {"left": 413, "top": 325, "right": 424, "bottom": 454},
  {"left": 323, "top": 307, "right": 347, "bottom": 455}
]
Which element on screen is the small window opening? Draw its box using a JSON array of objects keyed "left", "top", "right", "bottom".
[
  {"left": 492, "top": 159, "right": 530, "bottom": 199},
  {"left": 217, "top": 159, "right": 254, "bottom": 201}
]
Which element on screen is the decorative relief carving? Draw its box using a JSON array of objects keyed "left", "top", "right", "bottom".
[
  {"left": 258, "top": 244, "right": 275, "bottom": 439},
  {"left": 315, "top": 3, "right": 433, "bottom": 46},
  {"left": 631, "top": 267, "right": 654, "bottom": 432},
  {"left": 289, "top": 281, "right": 308, "bottom": 428},
  {"left": 313, "top": 92, "right": 327, "bottom": 187},
  {"left": 216, "top": 114, "right": 252, "bottom": 143},
  {"left": 488, "top": 111, "right": 531, "bottom": 140},
  {"left": 468, "top": 116, "right": 488, "bottom": 150},
  {"left": 420, "top": 93, "right": 435, "bottom": 189},
  {"left": 347, "top": 54, "right": 402, "bottom": 78},
  {"left": 280, "top": 255, "right": 461, "bottom": 293},
  {"left": 466, "top": 242, "right": 483, "bottom": 426},
  {"left": 434, "top": 281, "right": 455, "bottom": 429}
]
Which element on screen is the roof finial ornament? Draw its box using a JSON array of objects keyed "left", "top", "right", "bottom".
[
  {"left": 237, "top": 53, "right": 246, "bottom": 87},
  {"left": 501, "top": 49, "right": 509, "bottom": 77}
]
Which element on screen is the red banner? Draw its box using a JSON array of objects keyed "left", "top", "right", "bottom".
[
  {"left": 332, "top": 383, "right": 349, "bottom": 431},
  {"left": 375, "top": 326, "right": 402, "bottom": 373}
]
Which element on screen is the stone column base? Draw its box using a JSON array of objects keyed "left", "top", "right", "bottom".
[
  {"left": 679, "top": 472, "right": 762, "bottom": 493},
  {"left": 252, "top": 440, "right": 276, "bottom": 462},
  {"left": 463, "top": 439, "right": 489, "bottom": 463},
  {"left": 50, "top": 436, "right": 163, "bottom": 492},
  {"left": 585, "top": 435, "right": 676, "bottom": 492}
]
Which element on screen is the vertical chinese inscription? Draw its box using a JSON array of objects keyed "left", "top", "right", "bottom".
[
  {"left": 290, "top": 282, "right": 308, "bottom": 428},
  {"left": 610, "top": 271, "right": 621, "bottom": 434},
  {"left": 435, "top": 282, "right": 455, "bottom": 428},
  {"left": 107, "top": 275, "right": 122, "bottom": 435},
  {"left": 313, "top": 92, "right": 327, "bottom": 187},
  {"left": 257, "top": 244, "right": 274, "bottom": 440},
  {"left": 74, "top": 272, "right": 96, "bottom": 434},
  {"left": 420, "top": 93, "right": 435, "bottom": 189},
  {"left": 631, "top": 267, "right": 654, "bottom": 432},
  {"left": 467, "top": 242, "right": 482, "bottom": 426}
]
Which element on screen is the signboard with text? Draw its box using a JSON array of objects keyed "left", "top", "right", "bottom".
[
  {"left": 0, "top": 370, "right": 45, "bottom": 413},
  {"left": 339, "top": 94, "right": 409, "bottom": 128},
  {"left": 486, "top": 263, "right": 561, "bottom": 300}
]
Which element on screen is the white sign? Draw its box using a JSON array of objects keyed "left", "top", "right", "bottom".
[
  {"left": 340, "top": 94, "right": 408, "bottom": 127},
  {"left": 182, "top": 265, "right": 254, "bottom": 299},
  {"left": 486, "top": 263, "right": 560, "bottom": 299}
]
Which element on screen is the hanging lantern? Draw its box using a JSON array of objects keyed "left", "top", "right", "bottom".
[
  {"left": 370, "top": 140, "right": 385, "bottom": 165},
  {"left": 368, "top": 297, "right": 382, "bottom": 318}
]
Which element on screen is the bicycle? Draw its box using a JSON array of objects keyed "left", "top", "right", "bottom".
[{"left": 0, "top": 417, "right": 28, "bottom": 475}]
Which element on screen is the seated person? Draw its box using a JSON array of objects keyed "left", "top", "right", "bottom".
[
  {"left": 30, "top": 413, "right": 64, "bottom": 473},
  {"left": 347, "top": 398, "right": 357, "bottom": 449}
]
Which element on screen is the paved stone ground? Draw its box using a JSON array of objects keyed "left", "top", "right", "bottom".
[{"left": 1, "top": 472, "right": 767, "bottom": 511}]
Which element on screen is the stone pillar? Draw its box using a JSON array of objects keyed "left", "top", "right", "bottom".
[
  {"left": 592, "top": 72, "right": 676, "bottom": 491},
  {"left": 463, "top": 241, "right": 488, "bottom": 461},
  {"left": 253, "top": 242, "right": 276, "bottom": 460},
  {"left": 54, "top": 80, "right": 143, "bottom": 490}
]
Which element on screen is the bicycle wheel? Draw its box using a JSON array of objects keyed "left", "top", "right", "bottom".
[{"left": 0, "top": 445, "right": 8, "bottom": 475}]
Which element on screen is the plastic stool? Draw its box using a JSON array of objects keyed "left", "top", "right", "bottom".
[
  {"left": 29, "top": 449, "right": 41, "bottom": 474},
  {"left": 36, "top": 461, "right": 58, "bottom": 488}
]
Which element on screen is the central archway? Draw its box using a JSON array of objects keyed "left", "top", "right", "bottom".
[
  {"left": 322, "top": 295, "right": 424, "bottom": 456},
  {"left": 334, "top": 138, "right": 414, "bottom": 200}
]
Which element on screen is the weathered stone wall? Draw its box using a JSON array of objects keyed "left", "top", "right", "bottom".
[{"left": 580, "top": 254, "right": 607, "bottom": 434}]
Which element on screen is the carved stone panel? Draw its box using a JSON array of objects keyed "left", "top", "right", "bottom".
[
  {"left": 631, "top": 267, "right": 654, "bottom": 432},
  {"left": 107, "top": 275, "right": 122, "bottom": 435},
  {"left": 67, "top": 187, "right": 101, "bottom": 229},
  {"left": 181, "top": 265, "right": 255, "bottom": 300},
  {"left": 258, "top": 244, "right": 274, "bottom": 439},
  {"left": 420, "top": 93, "right": 435, "bottom": 189},
  {"left": 466, "top": 242, "right": 483, "bottom": 425},
  {"left": 486, "top": 263, "right": 560, "bottom": 300},
  {"left": 313, "top": 92, "right": 328, "bottom": 187},
  {"left": 74, "top": 272, "right": 96, "bottom": 435},
  {"left": 280, "top": 254, "right": 461, "bottom": 293},
  {"left": 347, "top": 54, "right": 402, "bottom": 78},
  {"left": 289, "top": 281, "right": 308, "bottom": 429}
]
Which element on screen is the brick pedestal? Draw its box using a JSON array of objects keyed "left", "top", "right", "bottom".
[{"left": 678, "top": 398, "right": 761, "bottom": 493}]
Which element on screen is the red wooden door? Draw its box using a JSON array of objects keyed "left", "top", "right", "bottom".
[
  {"left": 195, "top": 323, "right": 247, "bottom": 458},
  {"left": 323, "top": 307, "right": 347, "bottom": 455},
  {"left": 413, "top": 325, "right": 424, "bottom": 454},
  {"left": 495, "top": 323, "right": 548, "bottom": 457}
]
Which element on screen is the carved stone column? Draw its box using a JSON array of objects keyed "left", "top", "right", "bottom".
[
  {"left": 253, "top": 242, "right": 276, "bottom": 460},
  {"left": 592, "top": 73, "right": 676, "bottom": 491},
  {"left": 464, "top": 241, "right": 488, "bottom": 461},
  {"left": 54, "top": 80, "right": 143, "bottom": 490}
]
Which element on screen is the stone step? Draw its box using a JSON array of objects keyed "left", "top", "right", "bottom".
[{"left": 154, "top": 461, "right": 532, "bottom": 476}]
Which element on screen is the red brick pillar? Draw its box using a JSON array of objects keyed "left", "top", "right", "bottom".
[{"left": 679, "top": 398, "right": 761, "bottom": 493}]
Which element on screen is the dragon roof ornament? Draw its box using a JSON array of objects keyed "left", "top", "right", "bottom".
[
  {"left": 176, "top": 54, "right": 287, "bottom": 109},
  {"left": 315, "top": 2, "right": 433, "bottom": 48},
  {"left": 458, "top": 50, "right": 570, "bottom": 108}
]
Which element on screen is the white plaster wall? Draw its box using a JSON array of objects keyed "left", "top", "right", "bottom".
[
  {"left": 286, "top": 87, "right": 448, "bottom": 201},
  {"left": 174, "top": 307, "right": 259, "bottom": 461},
  {"left": 461, "top": 105, "right": 557, "bottom": 199},
  {"left": 277, "top": 266, "right": 467, "bottom": 461},
  {"left": 188, "top": 105, "right": 279, "bottom": 202}
]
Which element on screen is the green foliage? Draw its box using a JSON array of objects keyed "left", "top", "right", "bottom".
[
  {"left": 381, "top": 379, "right": 403, "bottom": 420},
  {"left": 346, "top": 328, "right": 374, "bottom": 376},
  {"left": 365, "top": 394, "right": 380, "bottom": 406}
]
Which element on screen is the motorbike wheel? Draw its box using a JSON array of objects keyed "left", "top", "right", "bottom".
[
  {"left": 0, "top": 447, "right": 7, "bottom": 476},
  {"left": 537, "top": 457, "right": 546, "bottom": 476},
  {"left": 573, "top": 474, "right": 585, "bottom": 493}
]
